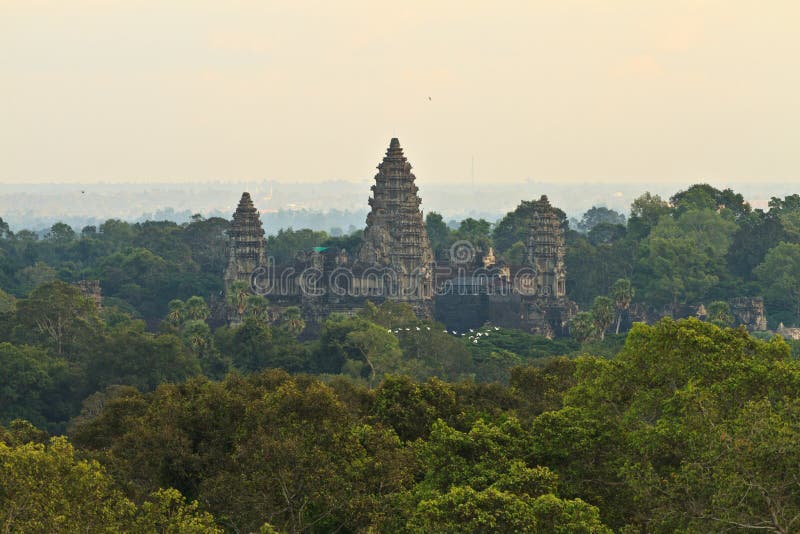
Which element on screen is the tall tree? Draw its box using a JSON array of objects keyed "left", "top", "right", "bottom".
[
  {"left": 570, "top": 312, "right": 598, "bottom": 343},
  {"left": 14, "top": 281, "right": 103, "bottom": 359},
  {"left": 577, "top": 207, "right": 626, "bottom": 233},
  {"left": 754, "top": 242, "right": 800, "bottom": 324},
  {"left": 590, "top": 296, "right": 615, "bottom": 340},
  {"left": 610, "top": 278, "right": 635, "bottom": 334}
]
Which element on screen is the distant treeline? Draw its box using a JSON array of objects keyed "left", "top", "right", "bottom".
[{"left": 1, "top": 183, "right": 800, "bottom": 327}]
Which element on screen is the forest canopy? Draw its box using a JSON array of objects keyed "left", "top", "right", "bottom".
[{"left": 2, "top": 183, "right": 800, "bottom": 532}]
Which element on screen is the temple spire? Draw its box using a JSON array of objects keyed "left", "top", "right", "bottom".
[
  {"left": 357, "top": 138, "right": 434, "bottom": 311},
  {"left": 526, "top": 195, "right": 566, "bottom": 298},
  {"left": 224, "top": 192, "right": 267, "bottom": 298}
]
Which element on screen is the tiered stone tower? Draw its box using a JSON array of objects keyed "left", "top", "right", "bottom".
[
  {"left": 224, "top": 192, "right": 267, "bottom": 296},
  {"left": 357, "top": 138, "right": 435, "bottom": 312},
  {"left": 526, "top": 195, "right": 567, "bottom": 299}
]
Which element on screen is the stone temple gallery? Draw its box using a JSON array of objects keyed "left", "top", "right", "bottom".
[{"left": 222, "top": 138, "right": 578, "bottom": 338}]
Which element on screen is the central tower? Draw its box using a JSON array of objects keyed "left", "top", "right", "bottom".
[
  {"left": 526, "top": 195, "right": 567, "bottom": 299},
  {"left": 224, "top": 192, "right": 267, "bottom": 297},
  {"left": 357, "top": 138, "right": 435, "bottom": 312}
]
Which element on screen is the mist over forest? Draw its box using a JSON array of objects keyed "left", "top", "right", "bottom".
[{"left": 4, "top": 180, "right": 797, "bottom": 234}]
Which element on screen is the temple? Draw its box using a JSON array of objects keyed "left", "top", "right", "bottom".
[
  {"left": 223, "top": 192, "right": 267, "bottom": 298},
  {"left": 356, "top": 138, "right": 435, "bottom": 315},
  {"left": 527, "top": 196, "right": 566, "bottom": 299},
  {"left": 433, "top": 195, "right": 576, "bottom": 337},
  {"left": 221, "top": 140, "right": 580, "bottom": 337},
  {"left": 518, "top": 196, "right": 576, "bottom": 336}
]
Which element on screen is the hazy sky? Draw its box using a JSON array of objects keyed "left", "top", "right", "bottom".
[{"left": 2, "top": 1, "right": 798, "bottom": 184}]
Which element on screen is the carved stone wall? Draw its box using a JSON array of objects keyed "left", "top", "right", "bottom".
[{"left": 729, "top": 296, "right": 768, "bottom": 331}]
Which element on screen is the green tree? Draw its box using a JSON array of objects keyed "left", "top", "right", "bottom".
[
  {"left": 217, "top": 317, "right": 306, "bottom": 372},
  {"left": 0, "top": 343, "right": 68, "bottom": 427},
  {"left": 16, "top": 261, "right": 58, "bottom": 295},
  {"left": 706, "top": 300, "right": 734, "bottom": 327},
  {"left": 408, "top": 486, "right": 610, "bottom": 534},
  {"left": 373, "top": 375, "right": 457, "bottom": 441},
  {"left": 754, "top": 242, "right": 800, "bottom": 323},
  {"left": 727, "top": 211, "right": 788, "bottom": 278},
  {"left": 165, "top": 299, "right": 186, "bottom": 327},
  {"left": 627, "top": 192, "right": 671, "bottom": 239},
  {"left": 671, "top": 183, "right": 751, "bottom": 220},
  {"left": 278, "top": 306, "right": 305, "bottom": 337},
  {"left": 45, "top": 222, "right": 76, "bottom": 244},
  {"left": 244, "top": 294, "right": 270, "bottom": 322},
  {"left": 407, "top": 418, "right": 610, "bottom": 533},
  {"left": 570, "top": 312, "right": 598, "bottom": 343},
  {"left": 344, "top": 322, "right": 404, "bottom": 384},
  {"left": 226, "top": 280, "right": 251, "bottom": 321},
  {"left": 425, "top": 211, "right": 452, "bottom": 257},
  {"left": 0, "top": 288, "right": 15, "bottom": 314},
  {"left": 0, "top": 437, "right": 135, "bottom": 532},
  {"left": 455, "top": 218, "right": 493, "bottom": 252},
  {"left": 590, "top": 296, "right": 614, "bottom": 340},
  {"left": 638, "top": 209, "right": 736, "bottom": 309},
  {"left": 14, "top": 280, "right": 103, "bottom": 359},
  {"left": 87, "top": 326, "right": 201, "bottom": 392},
  {"left": 133, "top": 488, "right": 222, "bottom": 533},
  {"left": 610, "top": 278, "right": 634, "bottom": 334},
  {"left": 0, "top": 436, "right": 220, "bottom": 533},
  {"left": 184, "top": 296, "right": 210, "bottom": 321},
  {"left": 265, "top": 227, "right": 328, "bottom": 264},
  {"left": 587, "top": 222, "right": 626, "bottom": 245},
  {"left": 181, "top": 319, "right": 228, "bottom": 378},
  {"left": 493, "top": 200, "right": 567, "bottom": 254},
  {"left": 0, "top": 217, "right": 12, "bottom": 240},
  {"left": 577, "top": 207, "right": 626, "bottom": 233},
  {"left": 535, "top": 318, "right": 796, "bottom": 530}
]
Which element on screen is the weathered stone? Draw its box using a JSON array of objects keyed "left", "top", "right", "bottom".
[
  {"left": 777, "top": 322, "right": 800, "bottom": 341},
  {"left": 356, "top": 138, "right": 435, "bottom": 316},
  {"left": 224, "top": 192, "right": 267, "bottom": 298},
  {"left": 519, "top": 195, "right": 575, "bottom": 337},
  {"left": 526, "top": 195, "right": 567, "bottom": 299},
  {"left": 729, "top": 296, "right": 768, "bottom": 331}
]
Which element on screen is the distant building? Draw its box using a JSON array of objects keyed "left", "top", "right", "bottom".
[{"left": 222, "top": 139, "right": 582, "bottom": 337}]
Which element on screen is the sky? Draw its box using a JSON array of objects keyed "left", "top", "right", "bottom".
[{"left": 1, "top": 1, "right": 798, "bottom": 185}]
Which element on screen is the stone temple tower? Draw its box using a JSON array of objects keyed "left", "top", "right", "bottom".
[
  {"left": 526, "top": 195, "right": 566, "bottom": 299},
  {"left": 224, "top": 192, "right": 267, "bottom": 296},
  {"left": 357, "top": 138, "right": 435, "bottom": 311}
]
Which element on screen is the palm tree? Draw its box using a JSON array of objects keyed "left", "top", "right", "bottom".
[
  {"left": 280, "top": 306, "right": 306, "bottom": 336},
  {"left": 166, "top": 299, "right": 185, "bottom": 326},
  {"left": 227, "top": 281, "right": 251, "bottom": 320},
  {"left": 184, "top": 296, "right": 210, "bottom": 321},
  {"left": 591, "top": 296, "right": 615, "bottom": 341},
  {"left": 611, "top": 278, "right": 635, "bottom": 334},
  {"left": 245, "top": 295, "right": 270, "bottom": 322},
  {"left": 570, "top": 312, "right": 599, "bottom": 343}
]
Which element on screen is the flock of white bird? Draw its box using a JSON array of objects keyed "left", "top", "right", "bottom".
[{"left": 386, "top": 326, "right": 502, "bottom": 344}]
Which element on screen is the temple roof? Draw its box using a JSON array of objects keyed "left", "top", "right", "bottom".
[
  {"left": 382, "top": 137, "right": 407, "bottom": 163},
  {"left": 235, "top": 192, "right": 257, "bottom": 212}
]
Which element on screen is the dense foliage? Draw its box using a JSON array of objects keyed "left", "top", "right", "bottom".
[
  {"left": 1, "top": 184, "right": 799, "bottom": 328},
  {"left": 2, "top": 183, "right": 800, "bottom": 531},
  {"left": 3, "top": 319, "right": 800, "bottom": 532}
]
